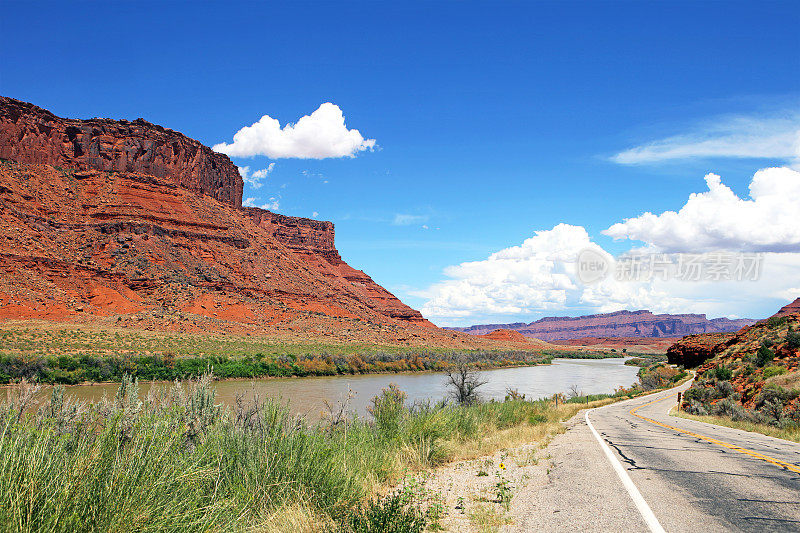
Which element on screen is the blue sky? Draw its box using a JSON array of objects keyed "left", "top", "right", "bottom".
[{"left": 2, "top": 1, "right": 799, "bottom": 325}]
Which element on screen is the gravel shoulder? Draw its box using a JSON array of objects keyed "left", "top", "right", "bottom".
[
  {"left": 423, "top": 405, "right": 649, "bottom": 532},
  {"left": 424, "top": 379, "right": 800, "bottom": 532}
]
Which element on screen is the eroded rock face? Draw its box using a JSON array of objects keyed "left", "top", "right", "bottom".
[
  {"left": 0, "top": 97, "right": 242, "bottom": 208},
  {"left": 449, "top": 310, "right": 755, "bottom": 341},
  {"left": 0, "top": 161, "right": 439, "bottom": 339},
  {"left": 0, "top": 97, "right": 440, "bottom": 340},
  {"left": 774, "top": 298, "right": 800, "bottom": 317},
  {"left": 666, "top": 333, "right": 735, "bottom": 368},
  {"left": 245, "top": 207, "right": 431, "bottom": 326}
]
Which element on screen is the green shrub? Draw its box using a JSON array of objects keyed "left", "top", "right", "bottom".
[
  {"left": 714, "top": 380, "right": 734, "bottom": 398},
  {"left": 714, "top": 365, "right": 733, "bottom": 381},
  {"left": 368, "top": 384, "right": 407, "bottom": 440},
  {"left": 787, "top": 328, "right": 800, "bottom": 350},
  {"left": 756, "top": 343, "right": 775, "bottom": 367},
  {"left": 767, "top": 316, "right": 788, "bottom": 328},
  {"left": 763, "top": 366, "right": 788, "bottom": 379},
  {"left": 712, "top": 398, "right": 739, "bottom": 418},
  {"left": 346, "top": 492, "right": 427, "bottom": 533}
]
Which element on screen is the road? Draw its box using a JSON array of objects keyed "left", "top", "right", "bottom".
[{"left": 510, "top": 381, "right": 800, "bottom": 532}]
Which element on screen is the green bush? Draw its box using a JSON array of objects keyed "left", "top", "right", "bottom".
[
  {"left": 787, "top": 328, "right": 800, "bottom": 350},
  {"left": 755, "top": 343, "right": 775, "bottom": 367},
  {"left": 714, "top": 380, "right": 734, "bottom": 398},
  {"left": 346, "top": 492, "right": 427, "bottom": 533},
  {"left": 714, "top": 365, "right": 733, "bottom": 381},
  {"left": 767, "top": 316, "right": 788, "bottom": 328},
  {"left": 763, "top": 366, "right": 788, "bottom": 379},
  {"left": 368, "top": 383, "right": 407, "bottom": 440}
]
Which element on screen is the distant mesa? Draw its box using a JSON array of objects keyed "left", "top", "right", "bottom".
[
  {"left": 478, "top": 329, "right": 530, "bottom": 342},
  {"left": 447, "top": 309, "right": 755, "bottom": 342}
]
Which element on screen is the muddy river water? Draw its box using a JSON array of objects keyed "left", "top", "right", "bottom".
[{"left": 52, "top": 357, "right": 639, "bottom": 420}]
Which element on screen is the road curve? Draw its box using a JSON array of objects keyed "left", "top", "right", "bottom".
[{"left": 510, "top": 381, "right": 800, "bottom": 532}]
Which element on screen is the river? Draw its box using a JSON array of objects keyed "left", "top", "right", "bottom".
[{"left": 52, "top": 357, "right": 639, "bottom": 421}]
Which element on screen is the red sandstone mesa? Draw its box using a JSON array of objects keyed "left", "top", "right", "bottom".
[
  {"left": 0, "top": 97, "right": 243, "bottom": 208},
  {"left": 0, "top": 97, "right": 487, "bottom": 345},
  {"left": 449, "top": 310, "right": 755, "bottom": 341}
]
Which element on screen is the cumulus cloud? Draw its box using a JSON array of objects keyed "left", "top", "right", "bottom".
[
  {"left": 415, "top": 224, "right": 602, "bottom": 320},
  {"left": 612, "top": 112, "right": 800, "bottom": 165},
  {"left": 261, "top": 197, "right": 280, "bottom": 210},
  {"left": 242, "top": 196, "right": 280, "bottom": 211},
  {"left": 603, "top": 167, "right": 800, "bottom": 252},
  {"left": 238, "top": 163, "right": 275, "bottom": 189},
  {"left": 416, "top": 222, "right": 800, "bottom": 325},
  {"left": 416, "top": 167, "right": 800, "bottom": 326},
  {"left": 393, "top": 214, "right": 429, "bottom": 226},
  {"left": 214, "top": 103, "right": 376, "bottom": 159}
]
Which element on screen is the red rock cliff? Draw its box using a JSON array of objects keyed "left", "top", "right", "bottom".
[
  {"left": 245, "top": 207, "right": 431, "bottom": 325},
  {"left": 0, "top": 96, "right": 243, "bottom": 208},
  {"left": 0, "top": 97, "right": 436, "bottom": 338}
]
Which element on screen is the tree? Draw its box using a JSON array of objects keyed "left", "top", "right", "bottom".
[{"left": 445, "top": 359, "right": 487, "bottom": 405}]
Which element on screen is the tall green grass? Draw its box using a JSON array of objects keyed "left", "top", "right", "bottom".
[{"left": 0, "top": 375, "right": 557, "bottom": 532}]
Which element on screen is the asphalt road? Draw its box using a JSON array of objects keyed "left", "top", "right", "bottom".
[
  {"left": 511, "top": 381, "right": 800, "bottom": 532},
  {"left": 587, "top": 381, "right": 800, "bottom": 532}
]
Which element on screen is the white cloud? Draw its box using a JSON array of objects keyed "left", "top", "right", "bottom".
[
  {"left": 611, "top": 112, "right": 800, "bottom": 166},
  {"left": 312, "top": 211, "right": 319, "bottom": 218},
  {"left": 415, "top": 224, "right": 601, "bottom": 320},
  {"left": 603, "top": 167, "right": 800, "bottom": 252},
  {"left": 417, "top": 223, "right": 800, "bottom": 326},
  {"left": 393, "top": 214, "right": 429, "bottom": 226},
  {"left": 214, "top": 103, "right": 376, "bottom": 159},
  {"left": 261, "top": 197, "right": 280, "bottom": 211},
  {"left": 241, "top": 196, "right": 280, "bottom": 211},
  {"left": 238, "top": 163, "right": 275, "bottom": 189}
]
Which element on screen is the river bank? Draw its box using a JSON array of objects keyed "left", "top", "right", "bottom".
[
  {"left": 0, "top": 374, "right": 633, "bottom": 533},
  {"left": 0, "top": 357, "right": 685, "bottom": 532},
  {"left": 0, "top": 322, "right": 626, "bottom": 385}
]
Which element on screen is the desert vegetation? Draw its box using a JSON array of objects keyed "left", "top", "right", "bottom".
[
  {"left": 0, "top": 352, "right": 672, "bottom": 533},
  {"left": 0, "top": 325, "right": 619, "bottom": 385},
  {"left": 0, "top": 371, "right": 576, "bottom": 532},
  {"left": 679, "top": 316, "right": 800, "bottom": 438}
]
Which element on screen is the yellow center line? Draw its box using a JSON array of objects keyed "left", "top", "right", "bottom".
[{"left": 629, "top": 393, "right": 800, "bottom": 475}]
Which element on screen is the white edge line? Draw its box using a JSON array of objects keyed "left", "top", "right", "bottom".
[{"left": 585, "top": 409, "right": 666, "bottom": 533}]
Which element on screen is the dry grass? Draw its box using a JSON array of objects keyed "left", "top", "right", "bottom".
[
  {"left": 467, "top": 503, "right": 513, "bottom": 533},
  {"left": 766, "top": 369, "right": 800, "bottom": 389},
  {"left": 673, "top": 408, "right": 800, "bottom": 443},
  {"left": 257, "top": 503, "right": 335, "bottom": 533}
]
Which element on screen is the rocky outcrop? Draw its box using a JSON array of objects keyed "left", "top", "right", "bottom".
[
  {"left": 449, "top": 310, "right": 755, "bottom": 341},
  {"left": 0, "top": 97, "right": 450, "bottom": 343},
  {"left": 479, "top": 329, "right": 530, "bottom": 342},
  {"left": 245, "top": 208, "right": 336, "bottom": 257},
  {"left": 666, "top": 333, "right": 735, "bottom": 368},
  {"left": 774, "top": 298, "right": 800, "bottom": 318},
  {"left": 676, "top": 302, "right": 800, "bottom": 410},
  {"left": 0, "top": 96, "right": 242, "bottom": 208},
  {"left": 245, "top": 207, "right": 432, "bottom": 326}
]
